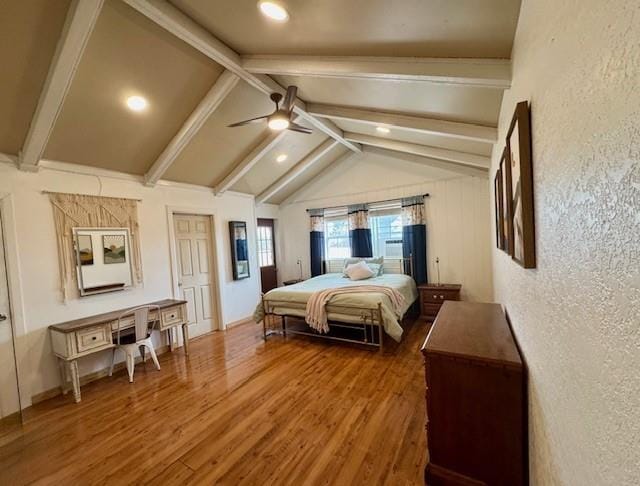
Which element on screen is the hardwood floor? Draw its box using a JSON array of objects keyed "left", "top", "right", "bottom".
[{"left": 0, "top": 318, "right": 429, "bottom": 485}]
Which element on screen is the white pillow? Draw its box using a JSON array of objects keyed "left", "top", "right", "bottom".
[
  {"left": 342, "top": 257, "right": 384, "bottom": 276},
  {"left": 345, "top": 261, "right": 375, "bottom": 280}
]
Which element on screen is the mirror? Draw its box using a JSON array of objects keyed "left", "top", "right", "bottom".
[
  {"left": 229, "top": 221, "right": 250, "bottom": 280},
  {"left": 73, "top": 228, "right": 134, "bottom": 296}
]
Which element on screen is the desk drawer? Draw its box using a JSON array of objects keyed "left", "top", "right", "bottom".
[
  {"left": 76, "top": 325, "right": 111, "bottom": 353},
  {"left": 160, "top": 305, "right": 184, "bottom": 328}
]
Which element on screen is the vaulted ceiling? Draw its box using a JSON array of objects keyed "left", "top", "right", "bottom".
[{"left": 0, "top": 0, "right": 522, "bottom": 203}]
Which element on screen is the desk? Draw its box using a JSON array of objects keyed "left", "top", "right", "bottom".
[{"left": 49, "top": 299, "right": 188, "bottom": 403}]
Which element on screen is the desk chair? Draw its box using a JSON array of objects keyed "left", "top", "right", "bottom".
[{"left": 108, "top": 305, "right": 161, "bottom": 383}]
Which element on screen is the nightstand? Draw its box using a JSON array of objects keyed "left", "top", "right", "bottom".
[{"left": 418, "top": 284, "right": 462, "bottom": 321}]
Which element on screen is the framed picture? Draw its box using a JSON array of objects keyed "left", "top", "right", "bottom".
[
  {"left": 506, "top": 101, "right": 536, "bottom": 268},
  {"left": 494, "top": 167, "right": 505, "bottom": 250},
  {"left": 500, "top": 148, "right": 512, "bottom": 255},
  {"left": 103, "top": 234, "right": 127, "bottom": 264}
]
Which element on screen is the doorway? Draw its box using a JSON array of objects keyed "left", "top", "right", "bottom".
[
  {"left": 257, "top": 218, "right": 277, "bottom": 293},
  {"left": 172, "top": 214, "right": 218, "bottom": 337},
  {"left": 0, "top": 211, "right": 22, "bottom": 435}
]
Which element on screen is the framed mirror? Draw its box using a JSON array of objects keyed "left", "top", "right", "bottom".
[
  {"left": 229, "top": 221, "right": 250, "bottom": 280},
  {"left": 73, "top": 228, "right": 134, "bottom": 296}
]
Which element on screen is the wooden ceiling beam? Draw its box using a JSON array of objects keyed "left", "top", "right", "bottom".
[
  {"left": 242, "top": 55, "right": 511, "bottom": 89},
  {"left": 19, "top": 0, "right": 104, "bottom": 172},
  {"left": 343, "top": 132, "right": 490, "bottom": 170},
  {"left": 213, "top": 115, "right": 302, "bottom": 194},
  {"left": 256, "top": 139, "right": 339, "bottom": 203},
  {"left": 144, "top": 70, "right": 239, "bottom": 186},
  {"left": 122, "top": 0, "right": 361, "bottom": 155},
  {"left": 307, "top": 104, "right": 497, "bottom": 144},
  {"left": 278, "top": 150, "right": 356, "bottom": 205}
]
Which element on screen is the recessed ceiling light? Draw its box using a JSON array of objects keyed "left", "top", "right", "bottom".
[
  {"left": 276, "top": 154, "right": 288, "bottom": 163},
  {"left": 376, "top": 126, "right": 390, "bottom": 134},
  {"left": 258, "top": 1, "right": 289, "bottom": 21},
  {"left": 126, "top": 95, "right": 147, "bottom": 112}
]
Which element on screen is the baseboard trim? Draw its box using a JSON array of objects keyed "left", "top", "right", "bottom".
[
  {"left": 225, "top": 316, "right": 254, "bottom": 329},
  {"left": 31, "top": 344, "right": 172, "bottom": 405}
]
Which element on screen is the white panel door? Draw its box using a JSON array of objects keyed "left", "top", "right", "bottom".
[
  {"left": 0, "top": 213, "right": 21, "bottom": 423},
  {"left": 173, "top": 214, "right": 217, "bottom": 336}
]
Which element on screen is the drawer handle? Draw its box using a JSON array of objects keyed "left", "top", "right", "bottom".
[
  {"left": 433, "top": 294, "right": 437, "bottom": 299},
  {"left": 440, "top": 295, "right": 444, "bottom": 299},
  {"left": 92, "top": 336, "right": 97, "bottom": 341}
]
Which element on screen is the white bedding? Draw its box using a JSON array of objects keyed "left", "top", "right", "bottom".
[{"left": 257, "top": 273, "right": 418, "bottom": 341}]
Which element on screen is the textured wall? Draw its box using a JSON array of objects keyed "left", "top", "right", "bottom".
[
  {"left": 490, "top": 0, "right": 640, "bottom": 484},
  {"left": 278, "top": 150, "right": 494, "bottom": 302}
]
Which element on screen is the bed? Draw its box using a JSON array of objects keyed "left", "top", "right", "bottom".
[{"left": 256, "top": 263, "right": 418, "bottom": 350}]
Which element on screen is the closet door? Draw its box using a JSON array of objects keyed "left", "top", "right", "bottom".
[
  {"left": 0, "top": 213, "right": 22, "bottom": 434},
  {"left": 173, "top": 214, "right": 217, "bottom": 337}
]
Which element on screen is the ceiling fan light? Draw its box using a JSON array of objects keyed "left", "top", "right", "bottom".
[{"left": 268, "top": 115, "right": 290, "bottom": 131}]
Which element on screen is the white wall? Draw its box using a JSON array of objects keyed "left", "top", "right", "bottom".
[
  {"left": 0, "top": 162, "right": 262, "bottom": 405},
  {"left": 277, "top": 150, "right": 494, "bottom": 302},
  {"left": 490, "top": 0, "right": 640, "bottom": 484}
]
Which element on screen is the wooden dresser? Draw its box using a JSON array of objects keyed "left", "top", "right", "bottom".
[
  {"left": 421, "top": 301, "right": 526, "bottom": 485},
  {"left": 418, "top": 283, "right": 461, "bottom": 321}
]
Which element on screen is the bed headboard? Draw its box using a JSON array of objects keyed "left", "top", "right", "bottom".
[{"left": 322, "top": 256, "right": 413, "bottom": 276}]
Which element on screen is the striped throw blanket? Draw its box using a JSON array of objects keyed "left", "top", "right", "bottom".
[{"left": 305, "top": 285, "right": 405, "bottom": 334}]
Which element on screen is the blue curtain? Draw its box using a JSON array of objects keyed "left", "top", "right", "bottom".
[
  {"left": 402, "top": 196, "right": 427, "bottom": 284},
  {"left": 348, "top": 204, "right": 373, "bottom": 257},
  {"left": 309, "top": 209, "right": 325, "bottom": 277}
]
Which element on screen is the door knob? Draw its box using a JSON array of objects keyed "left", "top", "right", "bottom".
[{"left": 0, "top": 314, "right": 7, "bottom": 322}]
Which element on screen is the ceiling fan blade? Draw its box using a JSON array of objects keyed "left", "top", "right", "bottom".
[
  {"left": 227, "top": 115, "right": 269, "bottom": 127},
  {"left": 287, "top": 121, "right": 312, "bottom": 134},
  {"left": 281, "top": 86, "right": 297, "bottom": 113}
]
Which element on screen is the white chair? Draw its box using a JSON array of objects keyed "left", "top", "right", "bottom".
[{"left": 109, "top": 305, "right": 161, "bottom": 383}]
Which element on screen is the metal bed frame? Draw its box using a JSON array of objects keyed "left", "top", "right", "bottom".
[{"left": 261, "top": 256, "right": 413, "bottom": 351}]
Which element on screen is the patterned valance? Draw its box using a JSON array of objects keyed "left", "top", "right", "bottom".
[
  {"left": 309, "top": 208, "right": 324, "bottom": 232},
  {"left": 402, "top": 196, "right": 426, "bottom": 226},
  {"left": 48, "top": 193, "right": 143, "bottom": 301},
  {"left": 348, "top": 204, "right": 369, "bottom": 230}
]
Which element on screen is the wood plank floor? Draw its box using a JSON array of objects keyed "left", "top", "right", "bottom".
[{"left": 0, "top": 318, "right": 429, "bottom": 485}]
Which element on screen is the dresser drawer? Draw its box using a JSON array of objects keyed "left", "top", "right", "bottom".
[
  {"left": 160, "top": 305, "right": 184, "bottom": 329},
  {"left": 421, "top": 302, "right": 442, "bottom": 317},
  {"left": 422, "top": 291, "right": 458, "bottom": 304},
  {"left": 76, "top": 325, "right": 111, "bottom": 353}
]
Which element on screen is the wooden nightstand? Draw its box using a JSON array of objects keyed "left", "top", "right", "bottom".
[{"left": 418, "top": 284, "right": 462, "bottom": 321}]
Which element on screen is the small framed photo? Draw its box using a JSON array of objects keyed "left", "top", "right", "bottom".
[
  {"left": 506, "top": 101, "right": 536, "bottom": 268},
  {"left": 500, "top": 148, "right": 512, "bottom": 255},
  {"left": 494, "top": 166, "right": 505, "bottom": 250}
]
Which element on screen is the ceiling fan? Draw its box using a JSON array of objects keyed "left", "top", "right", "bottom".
[{"left": 228, "top": 86, "right": 311, "bottom": 134}]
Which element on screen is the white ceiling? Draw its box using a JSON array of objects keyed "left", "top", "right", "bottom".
[{"left": 0, "top": 0, "right": 522, "bottom": 203}]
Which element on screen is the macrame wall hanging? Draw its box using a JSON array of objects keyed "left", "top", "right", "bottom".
[{"left": 48, "top": 192, "right": 144, "bottom": 301}]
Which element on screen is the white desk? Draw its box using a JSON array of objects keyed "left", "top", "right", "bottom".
[{"left": 49, "top": 299, "right": 188, "bottom": 403}]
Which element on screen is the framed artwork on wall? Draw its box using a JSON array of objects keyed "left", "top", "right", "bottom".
[
  {"left": 494, "top": 167, "right": 505, "bottom": 250},
  {"left": 500, "top": 148, "right": 512, "bottom": 255},
  {"left": 506, "top": 101, "right": 536, "bottom": 268}
]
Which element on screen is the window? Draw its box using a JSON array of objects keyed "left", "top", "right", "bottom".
[
  {"left": 324, "top": 215, "right": 350, "bottom": 259},
  {"left": 257, "top": 225, "right": 274, "bottom": 267},
  {"left": 370, "top": 208, "right": 403, "bottom": 258},
  {"left": 322, "top": 205, "right": 403, "bottom": 261}
]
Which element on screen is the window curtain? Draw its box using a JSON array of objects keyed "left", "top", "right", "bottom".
[
  {"left": 402, "top": 196, "right": 427, "bottom": 284},
  {"left": 309, "top": 209, "right": 325, "bottom": 276},
  {"left": 348, "top": 204, "right": 373, "bottom": 258}
]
